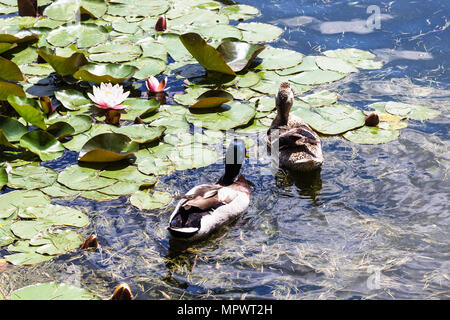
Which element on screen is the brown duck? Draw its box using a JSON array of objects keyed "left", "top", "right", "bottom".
[{"left": 267, "top": 82, "right": 323, "bottom": 171}]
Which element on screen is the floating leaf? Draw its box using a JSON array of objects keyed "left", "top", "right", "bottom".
[
  {"left": 0, "top": 116, "right": 27, "bottom": 142},
  {"left": 46, "top": 122, "right": 75, "bottom": 140},
  {"left": 19, "top": 204, "right": 89, "bottom": 228},
  {"left": 114, "top": 125, "right": 165, "bottom": 144},
  {"left": 221, "top": 4, "right": 259, "bottom": 21},
  {"left": 343, "top": 126, "right": 400, "bottom": 144},
  {"left": 7, "top": 165, "right": 57, "bottom": 190},
  {"left": 384, "top": 102, "right": 439, "bottom": 120},
  {"left": 80, "top": 0, "right": 107, "bottom": 18},
  {"left": 315, "top": 56, "right": 358, "bottom": 74},
  {"left": 299, "top": 90, "right": 339, "bottom": 107},
  {"left": 7, "top": 95, "right": 46, "bottom": 130},
  {"left": 120, "top": 98, "right": 159, "bottom": 121},
  {"left": 37, "top": 47, "right": 89, "bottom": 76},
  {"left": 126, "top": 58, "right": 166, "bottom": 80},
  {"left": 216, "top": 41, "right": 265, "bottom": 73},
  {"left": 0, "top": 190, "right": 50, "bottom": 219},
  {"left": 0, "top": 81, "right": 25, "bottom": 101},
  {"left": 46, "top": 23, "right": 108, "bottom": 49},
  {"left": 20, "top": 131, "right": 64, "bottom": 161},
  {"left": 32, "top": 229, "right": 83, "bottom": 256},
  {"left": 130, "top": 191, "right": 172, "bottom": 211},
  {"left": 290, "top": 69, "right": 346, "bottom": 85},
  {"left": 237, "top": 22, "right": 283, "bottom": 43},
  {"left": 8, "top": 282, "right": 100, "bottom": 300},
  {"left": 276, "top": 56, "right": 319, "bottom": 75},
  {"left": 97, "top": 181, "right": 139, "bottom": 196},
  {"left": 291, "top": 103, "right": 365, "bottom": 135},
  {"left": 47, "top": 115, "right": 92, "bottom": 135},
  {"left": 88, "top": 42, "right": 142, "bottom": 63},
  {"left": 0, "top": 57, "right": 23, "bottom": 81},
  {"left": 5, "top": 241, "right": 53, "bottom": 266},
  {"left": 43, "top": 0, "right": 80, "bottom": 21},
  {"left": 190, "top": 90, "right": 234, "bottom": 109},
  {"left": 78, "top": 133, "right": 139, "bottom": 163},
  {"left": 100, "top": 165, "right": 157, "bottom": 186},
  {"left": 0, "top": 167, "right": 7, "bottom": 189},
  {"left": 57, "top": 164, "right": 116, "bottom": 191},
  {"left": 73, "top": 64, "right": 137, "bottom": 84},
  {"left": 258, "top": 47, "right": 303, "bottom": 70},
  {"left": 54, "top": 89, "right": 92, "bottom": 111},
  {"left": 180, "top": 32, "right": 236, "bottom": 76},
  {"left": 41, "top": 183, "right": 81, "bottom": 198},
  {"left": 0, "top": 219, "right": 15, "bottom": 246},
  {"left": 10, "top": 220, "right": 52, "bottom": 240},
  {"left": 185, "top": 101, "right": 255, "bottom": 130}
]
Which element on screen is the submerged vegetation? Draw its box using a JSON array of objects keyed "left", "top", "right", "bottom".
[{"left": 0, "top": 0, "right": 445, "bottom": 300}]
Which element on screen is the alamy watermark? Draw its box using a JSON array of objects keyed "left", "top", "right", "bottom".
[{"left": 366, "top": 5, "right": 382, "bottom": 31}]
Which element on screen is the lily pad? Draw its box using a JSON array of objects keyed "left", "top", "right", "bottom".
[
  {"left": 100, "top": 165, "right": 157, "bottom": 186},
  {"left": 0, "top": 190, "right": 50, "bottom": 219},
  {"left": 216, "top": 41, "right": 265, "bottom": 73},
  {"left": 5, "top": 241, "right": 53, "bottom": 266},
  {"left": 47, "top": 115, "right": 92, "bottom": 135},
  {"left": 384, "top": 102, "right": 439, "bottom": 120},
  {"left": 7, "top": 165, "right": 57, "bottom": 190},
  {"left": 8, "top": 282, "right": 100, "bottom": 300},
  {"left": 221, "top": 4, "right": 259, "bottom": 21},
  {"left": 290, "top": 69, "right": 346, "bottom": 85},
  {"left": 31, "top": 229, "right": 83, "bottom": 256},
  {"left": 46, "top": 23, "right": 108, "bottom": 49},
  {"left": 258, "top": 47, "right": 303, "bottom": 70},
  {"left": 292, "top": 103, "right": 365, "bottom": 135},
  {"left": 114, "top": 125, "right": 165, "bottom": 144},
  {"left": 41, "top": 183, "right": 81, "bottom": 198},
  {"left": 19, "top": 204, "right": 89, "bottom": 228},
  {"left": 73, "top": 63, "right": 137, "bottom": 84},
  {"left": 10, "top": 220, "right": 52, "bottom": 240},
  {"left": 237, "top": 22, "right": 283, "bottom": 43},
  {"left": 46, "top": 122, "right": 76, "bottom": 140},
  {"left": 299, "top": 90, "right": 339, "bottom": 107},
  {"left": 130, "top": 191, "right": 172, "bottom": 211},
  {"left": 190, "top": 90, "right": 234, "bottom": 109},
  {"left": 0, "top": 81, "right": 25, "bottom": 101},
  {"left": 185, "top": 101, "right": 256, "bottom": 130},
  {"left": 57, "top": 165, "right": 116, "bottom": 191},
  {"left": 20, "top": 131, "right": 64, "bottom": 161},
  {"left": 0, "top": 57, "right": 23, "bottom": 81},
  {"left": 0, "top": 219, "right": 15, "bottom": 246},
  {"left": 168, "top": 144, "right": 218, "bottom": 171},
  {"left": 276, "top": 56, "right": 319, "bottom": 75},
  {"left": 120, "top": 98, "right": 160, "bottom": 121},
  {"left": 7, "top": 95, "right": 46, "bottom": 130},
  {"left": 78, "top": 133, "right": 139, "bottom": 163},
  {"left": 37, "top": 47, "right": 89, "bottom": 76},
  {"left": 43, "top": 0, "right": 80, "bottom": 21},
  {"left": 180, "top": 32, "right": 236, "bottom": 76},
  {"left": 54, "top": 90, "right": 92, "bottom": 111},
  {"left": 343, "top": 126, "right": 400, "bottom": 144},
  {"left": 315, "top": 56, "right": 358, "bottom": 74},
  {"left": 0, "top": 116, "right": 28, "bottom": 142},
  {"left": 0, "top": 167, "right": 7, "bottom": 189}
]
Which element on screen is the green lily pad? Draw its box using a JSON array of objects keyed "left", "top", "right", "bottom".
[
  {"left": 384, "top": 102, "right": 439, "bottom": 120},
  {"left": 168, "top": 144, "right": 218, "bottom": 171},
  {"left": 7, "top": 165, "right": 57, "bottom": 190},
  {"left": 190, "top": 90, "right": 234, "bottom": 109},
  {"left": 315, "top": 56, "right": 358, "bottom": 74},
  {"left": 78, "top": 133, "right": 139, "bottom": 163},
  {"left": 220, "top": 4, "right": 259, "bottom": 21},
  {"left": 20, "top": 130, "right": 64, "bottom": 161},
  {"left": 236, "top": 71, "right": 260, "bottom": 88},
  {"left": 0, "top": 29, "right": 39, "bottom": 44},
  {"left": 31, "top": 229, "right": 83, "bottom": 256},
  {"left": 0, "top": 81, "right": 25, "bottom": 101},
  {"left": 185, "top": 101, "right": 256, "bottom": 130},
  {"left": 343, "top": 126, "right": 400, "bottom": 144},
  {"left": 73, "top": 63, "right": 137, "bottom": 84},
  {"left": 10, "top": 220, "right": 52, "bottom": 240},
  {"left": 5, "top": 241, "right": 53, "bottom": 266},
  {"left": 258, "top": 47, "right": 303, "bottom": 70},
  {"left": 290, "top": 69, "right": 346, "bottom": 85},
  {"left": 43, "top": 0, "right": 80, "bottom": 21},
  {"left": 80, "top": 0, "right": 107, "bottom": 18},
  {"left": 54, "top": 90, "right": 92, "bottom": 111},
  {"left": 19, "top": 63, "right": 55, "bottom": 76},
  {"left": 180, "top": 32, "right": 236, "bottom": 76},
  {"left": 237, "top": 22, "right": 283, "bottom": 43},
  {"left": 46, "top": 23, "right": 108, "bottom": 49},
  {"left": 113, "top": 125, "right": 165, "bottom": 144},
  {"left": 158, "top": 33, "right": 192, "bottom": 61},
  {"left": 0, "top": 42, "right": 16, "bottom": 54},
  {"left": 88, "top": 42, "right": 142, "bottom": 63},
  {"left": 81, "top": 190, "right": 119, "bottom": 201},
  {"left": 0, "top": 128, "right": 15, "bottom": 148},
  {"left": 0, "top": 116, "right": 28, "bottom": 142},
  {"left": 97, "top": 181, "right": 139, "bottom": 196},
  {"left": 292, "top": 103, "right": 365, "bottom": 135},
  {"left": 126, "top": 58, "right": 166, "bottom": 80},
  {"left": 19, "top": 204, "right": 89, "bottom": 228},
  {"left": 120, "top": 98, "right": 160, "bottom": 121},
  {"left": 0, "top": 167, "right": 7, "bottom": 189},
  {"left": 235, "top": 118, "right": 269, "bottom": 133},
  {"left": 41, "top": 183, "right": 81, "bottom": 198},
  {"left": 0, "top": 219, "right": 15, "bottom": 246},
  {"left": 100, "top": 165, "right": 157, "bottom": 186},
  {"left": 46, "top": 122, "right": 76, "bottom": 140},
  {"left": 276, "top": 56, "right": 319, "bottom": 75},
  {"left": 0, "top": 190, "right": 50, "bottom": 219},
  {"left": 47, "top": 115, "right": 92, "bottom": 135},
  {"left": 322, "top": 48, "right": 375, "bottom": 62},
  {"left": 107, "top": 0, "right": 169, "bottom": 18},
  {"left": 299, "top": 90, "right": 339, "bottom": 107},
  {"left": 7, "top": 95, "right": 46, "bottom": 130},
  {"left": 37, "top": 47, "right": 89, "bottom": 76},
  {"left": 0, "top": 57, "right": 23, "bottom": 81},
  {"left": 8, "top": 282, "right": 100, "bottom": 300},
  {"left": 57, "top": 164, "right": 116, "bottom": 191},
  {"left": 130, "top": 190, "right": 172, "bottom": 211},
  {"left": 216, "top": 41, "right": 265, "bottom": 73}
]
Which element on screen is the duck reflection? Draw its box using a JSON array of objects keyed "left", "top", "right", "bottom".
[{"left": 275, "top": 167, "right": 322, "bottom": 205}]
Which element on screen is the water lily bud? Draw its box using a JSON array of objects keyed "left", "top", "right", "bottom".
[
  {"left": 111, "top": 283, "right": 133, "bottom": 300},
  {"left": 365, "top": 113, "right": 379, "bottom": 127},
  {"left": 80, "top": 234, "right": 98, "bottom": 251},
  {"left": 155, "top": 15, "right": 167, "bottom": 32}
]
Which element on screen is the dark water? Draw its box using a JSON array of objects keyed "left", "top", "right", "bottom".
[{"left": 1, "top": 0, "right": 449, "bottom": 299}]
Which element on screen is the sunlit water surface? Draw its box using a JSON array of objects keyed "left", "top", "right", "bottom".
[{"left": 1, "top": 0, "right": 449, "bottom": 299}]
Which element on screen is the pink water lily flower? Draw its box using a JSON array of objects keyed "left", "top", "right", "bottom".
[
  {"left": 146, "top": 76, "right": 167, "bottom": 93},
  {"left": 87, "top": 83, "right": 130, "bottom": 110}
]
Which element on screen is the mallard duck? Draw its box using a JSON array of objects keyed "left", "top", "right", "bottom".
[
  {"left": 267, "top": 82, "right": 323, "bottom": 171},
  {"left": 168, "top": 139, "right": 251, "bottom": 241}
]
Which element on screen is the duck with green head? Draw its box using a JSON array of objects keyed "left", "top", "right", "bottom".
[
  {"left": 168, "top": 139, "right": 251, "bottom": 241},
  {"left": 267, "top": 82, "right": 323, "bottom": 171}
]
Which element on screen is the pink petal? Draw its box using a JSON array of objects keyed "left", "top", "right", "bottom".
[
  {"left": 157, "top": 77, "right": 167, "bottom": 92},
  {"left": 146, "top": 76, "right": 160, "bottom": 92}
]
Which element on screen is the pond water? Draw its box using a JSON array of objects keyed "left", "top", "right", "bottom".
[{"left": 1, "top": 0, "right": 449, "bottom": 299}]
